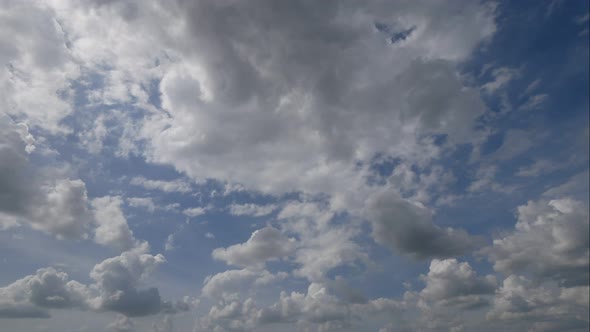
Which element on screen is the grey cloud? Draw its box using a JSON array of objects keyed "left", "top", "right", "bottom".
[
  {"left": 0, "top": 302, "right": 49, "bottom": 319},
  {"left": 0, "top": 119, "right": 94, "bottom": 239},
  {"left": 542, "top": 170, "right": 589, "bottom": 199},
  {"left": 366, "top": 190, "right": 481, "bottom": 260},
  {"left": 139, "top": 0, "right": 494, "bottom": 196},
  {"left": 0, "top": 120, "right": 34, "bottom": 217},
  {"left": 0, "top": 119, "right": 144, "bottom": 250}
]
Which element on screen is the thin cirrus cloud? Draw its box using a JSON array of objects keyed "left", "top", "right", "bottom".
[{"left": 0, "top": 0, "right": 588, "bottom": 331}]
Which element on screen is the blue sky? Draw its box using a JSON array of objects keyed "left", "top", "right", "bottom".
[{"left": 0, "top": 0, "right": 588, "bottom": 331}]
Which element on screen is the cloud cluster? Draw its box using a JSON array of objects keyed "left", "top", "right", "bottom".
[
  {"left": 0, "top": 120, "right": 144, "bottom": 251},
  {"left": 0, "top": 247, "right": 191, "bottom": 319},
  {"left": 140, "top": 0, "right": 495, "bottom": 200}
]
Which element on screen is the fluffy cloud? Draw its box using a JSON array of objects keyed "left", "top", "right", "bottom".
[
  {"left": 212, "top": 226, "right": 295, "bottom": 268},
  {"left": 366, "top": 190, "right": 480, "bottom": 259},
  {"left": 0, "top": 248, "right": 189, "bottom": 319},
  {"left": 108, "top": 314, "right": 135, "bottom": 332},
  {"left": 201, "top": 269, "right": 287, "bottom": 299},
  {"left": 418, "top": 259, "right": 496, "bottom": 309},
  {"left": 486, "top": 275, "right": 589, "bottom": 330},
  {"left": 0, "top": 119, "right": 145, "bottom": 252},
  {"left": 0, "top": 0, "right": 78, "bottom": 133},
  {"left": 0, "top": 267, "right": 89, "bottom": 318},
  {"left": 486, "top": 198, "right": 589, "bottom": 287},
  {"left": 92, "top": 196, "right": 142, "bottom": 252},
  {"left": 277, "top": 201, "right": 369, "bottom": 282},
  {"left": 197, "top": 282, "right": 407, "bottom": 332},
  {"left": 89, "top": 247, "right": 166, "bottom": 316}
]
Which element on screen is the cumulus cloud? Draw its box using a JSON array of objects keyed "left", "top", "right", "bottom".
[
  {"left": 92, "top": 196, "right": 141, "bottom": 252},
  {"left": 418, "top": 259, "right": 496, "bottom": 309},
  {"left": 0, "top": 248, "right": 190, "bottom": 319},
  {"left": 212, "top": 226, "right": 295, "bottom": 268},
  {"left": 366, "top": 190, "right": 481, "bottom": 259},
  {"left": 201, "top": 269, "right": 287, "bottom": 299},
  {"left": 486, "top": 275, "right": 589, "bottom": 330},
  {"left": 0, "top": 267, "right": 89, "bottom": 318},
  {"left": 485, "top": 198, "right": 589, "bottom": 287},
  {"left": 89, "top": 248, "right": 166, "bottom": 317},
  {"left": 197, "top": 281, "right": 407, "bottom": 332},
  {"left": 276, "top": 201, "right": 370, "bottom": 282}
]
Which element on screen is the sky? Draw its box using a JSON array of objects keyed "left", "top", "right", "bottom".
[{"left": 0, "top": 0, "right": 588, "bottom": 331}]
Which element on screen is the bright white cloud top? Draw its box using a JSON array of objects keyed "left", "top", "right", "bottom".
[{"left": 0, "top": 0, "right": 588, "bottom": 331}]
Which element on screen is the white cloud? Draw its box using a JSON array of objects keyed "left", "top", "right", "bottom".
[
  {"left": 0, "top": 0, "right": 79, "bottom": 133},
  {"left": 108, "top": 314, "right": 135, "bottom": 332},
  {"left": 486, "top": 275, "right": 589, "bottom": 329},
  {"left": 92, "top": 196, "right": 142, "bottom": 252},
  {"left": 89, "top": 247, "right": 167, "bottom": 316},
  {"left": 135, "top": 0, "right": 494, "bottom": 200},
  {"left": 0, "top": 267, "right": 89, "bottom": 318},
  {"left": 418, "top": 259, "right": 496, "bottom": 308},
  {"left": 485, "top": 198, "right": 589, "bottom": 287},
  {"left": 516, "top": 159, "right": 565, "bottom": 177},
  {"left": 164, "top": 234, "right": 175, "bottom": 252},
  {"left": 278, "top": 201, "right": 369, "bottom": 282},
  {"left": 0, "top": 119, "right": 94, "bottom": 238},
  {"left": 201, "top": 269, "right": 287, "bottom": 300},
  {"left": 212, "top": 226, "right": 295, "bottom": 269},
  {"left": 182, "top": 207, "right": 206, "bottom": 218},
  {"left": 29, "top": 179, "right": 94, "bottom": 240},
  {"left": 519, "top": 94, "right": 548, "bottom": 111},
  {"left": 542, "top": 171, "right": 589, "bottom": 199},
  {"left": 130, "top": 177, "right": 192, "bottom": 194},
  {"left": 0, "top": 246, "right": 183, "bottom": 319},
  {"left": 481, "top": 67, "right": 520, "bottom": 93},
  {"left": 126, "top": 197, "right": 157, "bottom": 213},
  {"left": 228, "top": 203, "right": 277, "bottom": 217}
]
